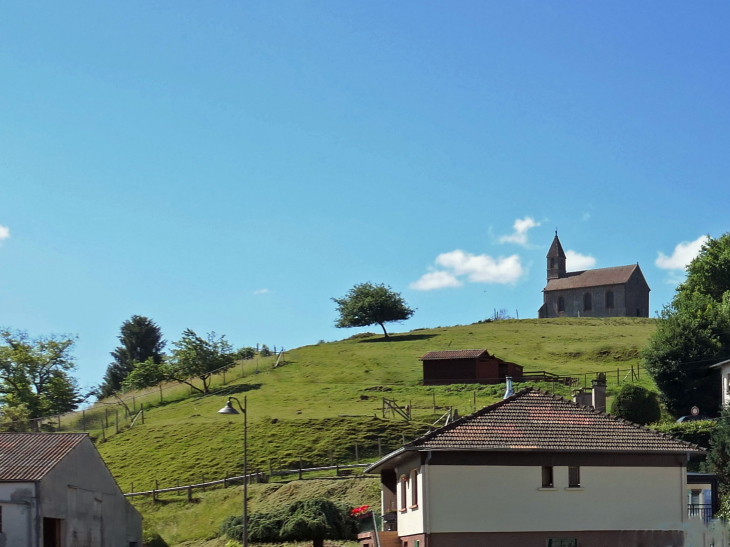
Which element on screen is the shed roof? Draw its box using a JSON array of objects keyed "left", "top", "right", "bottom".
[
  {"left": 544, "top": 264, "right": 641, "bottom": 292},
  {"left": 420, "top": 349, "right": 490, "bottom": 361},
  {"left": 0, "top": 432, "right": 88, "bottom": 481}
]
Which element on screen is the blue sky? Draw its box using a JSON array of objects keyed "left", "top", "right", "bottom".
[{"left": 1, "top": 1, "right": 728, "bottom": 391}]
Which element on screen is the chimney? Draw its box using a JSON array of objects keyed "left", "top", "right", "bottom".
[
  {"left": 573, "top": 389, "right": 592, "bottom": 407},
  {"left": 504, "top": 376, "right": 514, "bottom": 399},
  {"left": 591, "top": 378, "right": 607, "bottom": 412}
]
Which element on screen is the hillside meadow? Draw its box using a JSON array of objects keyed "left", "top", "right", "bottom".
[{"left": 92, "top": 317, "right": 659, "bottom": 546}]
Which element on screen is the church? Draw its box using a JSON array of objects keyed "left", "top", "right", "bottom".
[{"left": 538, "top": 234, "right": 650, "bottom": 319}]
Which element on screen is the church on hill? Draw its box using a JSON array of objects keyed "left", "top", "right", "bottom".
[{"left": 538, "top": 234, "right": 650, "bottom": 319}]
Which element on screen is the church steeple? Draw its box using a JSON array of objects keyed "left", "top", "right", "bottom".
[{"left": 547, "top": 231, "right": 566, "bottom": 280}]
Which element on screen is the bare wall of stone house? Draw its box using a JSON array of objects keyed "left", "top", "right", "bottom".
[
  {"left": 624, "top": 269, "right": 651, "bottom": 318},
  {"left": 543, "top": 284, "right": 628, "bottom": 318},
  {"left": 0, "top": 482, "right": 36, "bottom": 547}
]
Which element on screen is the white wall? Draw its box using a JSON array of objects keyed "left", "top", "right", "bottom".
[
  {"left": 0, "top": 482, "right": 36, "bottom": 547},
  {"left": 395, "top": 455, "right": 424, "bottom": 536},
  {"left": 721, "top": 363, "right": 730, "bottom": 407},
  {"left": 40, "top": 438, "right": 142, "bottom": 547},
  {"left": 427, "top": 465, "right": 686, "bottom": 533}
]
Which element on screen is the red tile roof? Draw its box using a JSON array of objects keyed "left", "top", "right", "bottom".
[
  {"left": 0, "top": 433, "right": 88, "bottom": 481},
  {"left": 420, "top": 349, "right": 490, "bottom": 361},
  {"left": 544, "top": 265, "right": 640, "bottom": 291},
  {"left": 408, "top": 389, "right": 702, "bottom": 453}
]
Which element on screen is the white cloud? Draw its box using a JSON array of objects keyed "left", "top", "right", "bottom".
[
  {"left": 565, "top": 250, "right": 596, "bottom": 272},
  {"left": 409, "top": 271, "right": 462, "bottom": 291},
  {"left": 656, "top": 235, "right": 708, "bottom": 270},
  {"left": 253, "top": 288, "right": 270, "bottom": 295},
  {"left": 499, "top": 217, "right": 540, "bottom": 246},
  {"left": 0, "top": 224, "right": 9, "bottom": 242},
  {"left": 411, "top": 250, "right": 524, "bottom": 290}
]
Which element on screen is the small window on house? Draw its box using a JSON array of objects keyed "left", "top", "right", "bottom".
[
  {"left": 400, "top": 475, "right": 408, "bottom": 511},
  {"left": 568, "top": 466, "right": 580, "bottom": 488},
  {"left": 410, "top": 469, "right": 419, "bottom": 507},
  {"left": 547, "top": 540, "right": 577, "bottom": 547},
  {"left": 583, "top": 293, "right": 592, "bottom": 311},
  {"left": 550, "top": 258, "right": 555, "bottom": 268},
  {"left": 557, "top": 297, "right": 565, "bottom": 313},
  {"left": 605, "top": 291, "right": 614, "bottom": 309},
  {"left": 542, "top": 466, "right": 553, "bottom": 488}
]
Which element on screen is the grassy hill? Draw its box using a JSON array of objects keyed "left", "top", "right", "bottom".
[{"left": 94, "top": 317, "right": 658, "bottom": 545}]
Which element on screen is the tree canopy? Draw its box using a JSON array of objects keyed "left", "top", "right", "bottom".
[
  {"left": 610, "top": 384, "right": 661, "bottom": 425},
  {"left": 332, "top": 282, "right": 415, "bottom": 338},
  {"left": 644, "top": 232, "right": 730, "bottom": 417},
  {"left": 99, "top": 315, "right": 166, "bottom": 397},
  {"left": 0, "top": 330, "right": 84, "bottom": 419},
  {"left": 167, "top": 329, "right": 234, "bottom": 393},
  {"left": 706, "top": 407, "right": 730, "bottom": 497}
]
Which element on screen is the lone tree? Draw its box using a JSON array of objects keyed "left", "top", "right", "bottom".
[
  {"left": 99, "top": 315, "right": 166, "bottom": 397},
  {"left": 610, "top": 384, "right": 661, "bottom": 425},
  {"left": 332, "top": 282, "right": 415, "bottom": 338},
  {"left": 644, "top": 232, "right": 730, "bottom": 417},
  {"left": 167, "top": 329, "right": 234, "bottom": 393}
]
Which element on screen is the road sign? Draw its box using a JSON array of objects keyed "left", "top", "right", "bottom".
[{"left": 691, "top": 406, "right": 700, "bottom": 416}]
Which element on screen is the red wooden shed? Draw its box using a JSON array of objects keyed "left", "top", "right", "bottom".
[{"left": 420, "top": 349, "right": 523, "bottom": 385}]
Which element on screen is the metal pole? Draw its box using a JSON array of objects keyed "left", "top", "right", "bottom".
[{"left": 243, "top": 395, "right": 248, "bottom": 547}]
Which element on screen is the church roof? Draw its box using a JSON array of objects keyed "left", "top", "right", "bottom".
[
  {"left": 544, "top": 264, "right": 641, "bottom": 292},
  {"left": 547, "top": 235, "right": 566, "bottom": 259}
]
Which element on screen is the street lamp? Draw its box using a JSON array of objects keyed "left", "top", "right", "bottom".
[{"left": 218, "top": 396, "right": 247, "bottom": 547}]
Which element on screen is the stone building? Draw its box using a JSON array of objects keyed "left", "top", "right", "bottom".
[{"left": 538, "top": 234, "right": 650, "bottom": 319}]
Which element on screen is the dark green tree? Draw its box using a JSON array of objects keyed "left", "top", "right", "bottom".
[
  {"left": 0, "top": 330, "right": 84, "bottom": 418},
  {"left": 121, "top": 357, "right": 168, "bottom": 392},
  {"left": 644, "top": 232, "right": 730, "bottom": 417},
  {"left": 99, "top": 316, "right": 165, "bottom": 397},
  {"left": 610, "top": 384, "right": 662, "bottom": 425},
  {"left": 167, "top": 329, "right": 234, "bottom": 394},
  {"left": 705, "top": 407, "right": 730, "bottom": 496},
  {"left": 332, "top": 282, "right": 415, "bottom": 338}
]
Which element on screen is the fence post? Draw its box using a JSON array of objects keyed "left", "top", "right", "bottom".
[
  {"left": 159, "top": 385, "right": 163, "bottom": 404},
  {"left": 223, "top": 370, "right": 226, "bottom": 385},
  {"left": 82, "top": 410, "right": 86, "bottom": 431},
  {"left": 631, "top": 365, "right": 635, "bottom": 381},
  {"left": 133, "top": 396, "right": 136, "bottom": 412},
  {"left": 299, "top": 457, "right": 303, "bottom": 480},
  {"left": 617, "top": 368, "right": 620, "bottom": 386},
  {"left": 141, "top": 404, "right": 145, "bottom": 425},
  {"left": 100, "top": 420, "right": 105, "bottom": 442},
  {"left": 355, "top": 443, "right": 359, "bottom": 463},
  {"left": 131, "top": 482, "right": 134, "bottom": 494},
  {"left": 57, "top": 414, "right": 61, "bottom": 430},
  {"left": 202, "top": 474, "right": 206, "bottom": 492},
  {"left": 473, "top": 391, "right": 476, "bottom": 412},
  {"left": 177, "top": 477, "right": 181, "bottom": 496},
  {"left": 402, "top": 433, "right": 406, "bottom": 445},
  {"left": 187, "top": 485, "right": 192, "bottom": 501},
  {"left": 154, "top": 479, "right": 158, "bottom": 502},
  {"left": 335, "top": 462, "right": 339, "bottom": 477},
  {"left": 115, "top": 410, "right": 119, "bottom": 434},
  {"left": 433, "top": 393, "right": 436, "bottom": 414},
  {"left": 105, "top": 408, "right": 109, "bottom": 428},
  {"left": 224, "top": 471, "right": 228, "bottom": 488}
]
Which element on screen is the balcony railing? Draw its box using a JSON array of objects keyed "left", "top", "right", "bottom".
[{"left": 688, "top": 503, "right": 714, "bottom": 524}]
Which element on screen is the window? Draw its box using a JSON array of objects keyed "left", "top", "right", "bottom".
[
  {"left": 410, "top": 469, "right": 419, "bottom": 507},
  {"left": 605, "top": 291, "right": 614, "bottom": 309},
  {"left": 541, "top": 466, "right": 553, "bottom": 488},
  {"left": 568, "top": 466, "right": 580, "bottom": 488},
  {"left": 583, "top": 293, "right": 592, "bottom": 311},
  {"left": 557, "top": 297, "right": 565, "bottom": 313},
  {"left": 550, "top": 258, "right": 555, "bottom": 269},
  {"left": 400, "top": 475, "right": 408, "bottom": 511},
  {"left": 547, "top": 540, "right": 576, "bottom": 547}
]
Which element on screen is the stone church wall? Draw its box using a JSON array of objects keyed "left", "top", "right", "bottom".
[
  {"left": 624, "top": 271, "right": 650, "bottom": 317},
  {"left": 543, "top": 284, "right": 627, "bottom": 318}
]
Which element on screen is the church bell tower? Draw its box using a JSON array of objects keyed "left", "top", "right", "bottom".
[{"left": 547, "top": 232, "right": 566, "bottom": 280}]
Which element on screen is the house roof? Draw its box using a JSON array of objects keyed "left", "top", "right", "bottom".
[
  {"left": 0, "top": 433, "right": 88, "bottom": 481},
  {"left": 709, "top": 359, "right": 730, "bottom": 370},
  {"left": 366, "top": 389, "right": 702, "bottom": 472},
  {"left": 544, "top": 264, "right": 641, "bottom": 292},
  {"left": 547, "top": 234, "right": 566, "bottom": 259},
  {"left": 420, "top": 349, "right": 490, "bottom": 361}
]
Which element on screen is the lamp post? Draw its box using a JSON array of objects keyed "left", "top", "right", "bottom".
[{"left": 218, "top": 396, "right": 247, "bottom": 547}]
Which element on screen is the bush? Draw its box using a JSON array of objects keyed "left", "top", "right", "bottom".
[
  {"left": 220, "top": 498, "right": 359, "bottom": 546},
  {"left": 652, "top": 420, "right": 716, "bottom": 449},
  {"left": 610, "top": 384, "right": 662, "bottom": 425}
]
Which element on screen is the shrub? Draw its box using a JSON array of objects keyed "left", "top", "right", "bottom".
[
  {"left": 610, "top": 384, "right": 661, "bottom": 425},
  {"left": 220, "top": 498, "right": 358, "bottom": 547}
]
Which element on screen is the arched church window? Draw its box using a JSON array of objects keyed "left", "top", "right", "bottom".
[
  {"left": 605, "top": 291, "right": 614, "bottom": 309},
  {"left": 583, "top": 293, "right": 592, "bottom": 311},
  {"left": 558, "top": 297, "right": 565, "bottom": 313}
]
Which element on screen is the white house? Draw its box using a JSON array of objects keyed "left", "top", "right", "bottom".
[
  {"left": 710, "top": 358, "right": 730, "bottom": 407},
  {"left": 0, "top": 432, "right": 142, "bottom": 547},
  {"left": 363, "top": 388, "right": 706, "bottom": 547}
]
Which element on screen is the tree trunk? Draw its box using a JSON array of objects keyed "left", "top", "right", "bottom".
[
  {"left": 312, "top": 539, "right": 324, "bottom": 547},
  {"left": 379, "top": 323, "right": 389, "bottom": 338}
]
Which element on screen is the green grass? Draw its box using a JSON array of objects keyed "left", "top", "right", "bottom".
[{"left": 93, "top": 317, "right": 658, "bottom": 546}]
